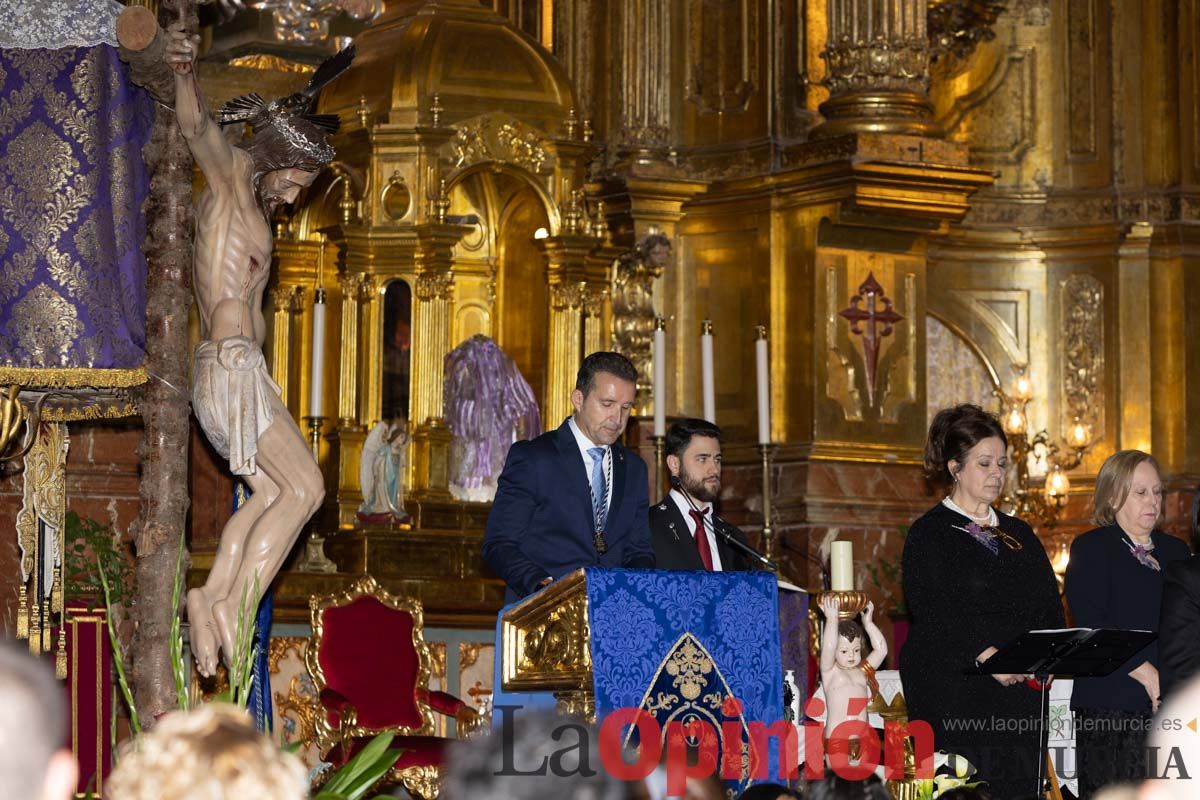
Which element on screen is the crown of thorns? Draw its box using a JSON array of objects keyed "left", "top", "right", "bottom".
[{"left": 218, "top": 44, "right": 355, "bottom": 168}]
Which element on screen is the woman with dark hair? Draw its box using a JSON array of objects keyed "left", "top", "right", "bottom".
[
  {"left": 900, "top": 404, "right": 1064, "bottom": 800},
  {"left": 1066, "top": 451, "right": 1190, "bottom": 797}
]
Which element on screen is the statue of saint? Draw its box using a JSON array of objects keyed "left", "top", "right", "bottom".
[
  {"left": 443, "top": 335, "right": 541, "bottom": 503},
  {"left": 357, "top": 419, "right": 409, "bottom": 524},
  {"left": 166, "top": 22, "right": 353, "bottom": 676},
  {"left": 611, "top": 233, "right": 671, "bottom": 413},
  {"left": 818, "top": 595, "right": 888, "bottom": 763}
]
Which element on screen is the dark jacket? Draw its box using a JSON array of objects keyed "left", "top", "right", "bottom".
[
  {"left": 1159, "top": 554, "right": 1200, "bottom": 700},
  {"left": 482, "top": 419, "right": 654, "bottom": 602},
  {"left": 648, "top": 494, "right": 758, "bottom": 572},
  {"left": 1065, "top": 525, "right": 1190, "bottom": 711}
]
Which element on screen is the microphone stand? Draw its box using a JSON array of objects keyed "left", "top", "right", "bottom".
[{"left": 676, "top": 481, "right": 779, "bottom": 573}]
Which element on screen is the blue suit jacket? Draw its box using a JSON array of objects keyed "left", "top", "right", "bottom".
[{"left": 482, "top": 419, "right": 655, "bottom": 602}]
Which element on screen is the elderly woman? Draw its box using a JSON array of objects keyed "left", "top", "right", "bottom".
[
  {"left": 901, "top": 404, "right": 1064, "bottom": 800},
  {"left": 1065, "top": 450, "right": 1189, "bottom": 798}
]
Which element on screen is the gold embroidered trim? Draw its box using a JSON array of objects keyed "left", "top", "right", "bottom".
[
  {"left": 0, "top": 366, "right": 148, "bottom": 388},
  {"left": 41, "top": 402, "right": 139, "bottom": 422}
]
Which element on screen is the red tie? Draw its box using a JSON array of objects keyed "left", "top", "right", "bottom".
[{"left": 689, "top": 508, "right": 714, "bottom": 571}]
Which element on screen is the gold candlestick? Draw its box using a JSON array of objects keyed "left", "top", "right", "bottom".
[
  {"left": 297, "top": 416, "right": 335, "bottom": 574},
  {"left": 653, "top": 435, "right": 665, "bottom": 501},
  {"left": 759, "top": 443, "right": 777, "bottom": 564}
]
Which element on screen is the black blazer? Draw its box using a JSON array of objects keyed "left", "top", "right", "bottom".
[
  {"left": 648, "top": 495, "right": 758, "bottom": 572},
  {"left": 1064, "top": 525, "right": 1190, "bottom": 711},
  {"left": 1159, "top": 554, "right": 1200, "bottom": 700}
]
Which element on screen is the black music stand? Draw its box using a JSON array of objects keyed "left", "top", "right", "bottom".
[{"left": 966, "top": 628, "right": 1156, "bottom": 799}]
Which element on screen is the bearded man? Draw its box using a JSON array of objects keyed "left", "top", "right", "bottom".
[{"left": 649, "top": 418, "right": 759, "bottom": 572}]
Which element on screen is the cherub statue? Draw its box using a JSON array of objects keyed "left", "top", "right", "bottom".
[
  {"left": 357, "top": 418, "right": 408, "bottom": 524},
  {"left": 819, "top": 596, "right": 888, "bottom": 760},
  {"left": 166, "top": 23, "right": 353, "bottom": 676},
  {"left": 443, "top": 336, "right": 540, "bottom": 503}
]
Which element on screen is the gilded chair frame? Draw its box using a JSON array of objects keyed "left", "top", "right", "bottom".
[{"left": 305, "top": 574, "right": 438, "bottom": 758}]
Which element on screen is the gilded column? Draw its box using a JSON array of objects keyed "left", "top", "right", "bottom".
[
  {"left": 539, "top": 234, "right": 597, "bottom": 424},
  {"left": 813, "top": 0, "right": 937, "bottom": 138},
  {"left": 583, "top": 233, "right": 617, "bottom": 366},
  {"left": 409, "top": 223, "right": 469, "bottom": 501},
  {"left": 583, "top": 286, "right": 608, "bottom": 357},
  {"left": 357, "top": 275, "right": 378, "bottom": 426},
  {"left": 336, "top": 272, "right": 365, "bottom": 424},
  {"left": 412, "top": 270, "right": 452, "bottom": 426},
  {"left": 616, "top": 0, "right": 671, "bottom": 154},
  {"left": 325, "top": 271, "right": 367, "bottom": 526},
  {"left": 269, "top": 285, "right": 303, "bottom": 410}
]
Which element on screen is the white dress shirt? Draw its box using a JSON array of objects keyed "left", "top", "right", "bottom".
[
  {"left": 567, "top": 416, "right": 613, "bottom": 521},
  {"left": 669, "top": 487, "right": 724, "bottom": 571}
]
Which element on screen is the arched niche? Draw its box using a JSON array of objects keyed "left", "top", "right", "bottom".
[
  {"left": 444, "top": 163, "right": 551, "bottom": 413},
  {"left": 381, "top": 278, "right": 413, "bottom": 425},
  {"left": 925, "top": 312, "right": 1001, "bottom": 422}
]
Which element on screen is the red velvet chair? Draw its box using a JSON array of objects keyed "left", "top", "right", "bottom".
[{"left": 305, "top": 576, "right": 480, "bottom": 799}]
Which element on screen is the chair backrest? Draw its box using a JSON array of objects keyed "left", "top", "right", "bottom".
[{"left": 307, "top": 576, "right": 434, "bottom": 735}]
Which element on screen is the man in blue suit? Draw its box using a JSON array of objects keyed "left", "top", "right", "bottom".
[{"left": 483, "top": 351, "right": 655, "bottom": 602}]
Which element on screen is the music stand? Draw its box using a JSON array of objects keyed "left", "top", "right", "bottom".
[{"left": 966, "top": 628, "right": 1156, "bottom": 799}]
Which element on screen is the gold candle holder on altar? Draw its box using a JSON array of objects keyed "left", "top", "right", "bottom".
[
  {"left": 815, "top": 590, "right": 869, "bottom": 620},
  {"left": 653, "top": 435, "right": 665, "bottom": 503},
  {"left": 809, "top": 590, "right": 871, "bottom": 660},
  {"left": 297, "top": 415, "right": 336, "bottom": 574}
]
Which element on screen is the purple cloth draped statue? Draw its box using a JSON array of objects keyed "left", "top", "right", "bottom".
[{"left": 443, "top": 335, "right": 540, "bottom": 502}]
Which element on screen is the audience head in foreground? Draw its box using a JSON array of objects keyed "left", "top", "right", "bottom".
[
  {"left": 0, "top": 638, "right": 77, "bottom": 800},
  {"left": 107, "top": 703, "right": 307, "bottom": 800}
]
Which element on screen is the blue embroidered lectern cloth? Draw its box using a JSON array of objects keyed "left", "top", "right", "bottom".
[{"left": 585, "top": 568, "right": 784, "bottom": 790}]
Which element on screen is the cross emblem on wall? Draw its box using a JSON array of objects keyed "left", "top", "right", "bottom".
[{"left": 838, "top": 271, "right": 904, "bottom": 408}]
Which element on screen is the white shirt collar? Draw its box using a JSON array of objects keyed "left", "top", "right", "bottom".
[
  {"left": 670, "top": 486, "right": 712, "bottom": 520},
  {"left": 567, "top": 417, "right": 613, "bottom": 513},
  {"left": 568, "top": 416, "right": 605, "bottom": 456}
]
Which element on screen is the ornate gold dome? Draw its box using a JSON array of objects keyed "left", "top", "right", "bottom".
[{"left": 319, "top": 0, "right": 577, "bottom": 132}]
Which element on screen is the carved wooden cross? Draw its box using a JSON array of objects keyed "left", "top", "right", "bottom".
[{"left": 838, "top": 272, "right": 904, "bottom": 407}]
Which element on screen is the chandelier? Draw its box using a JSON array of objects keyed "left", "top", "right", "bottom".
[{"left": 996, "top": 368, "right": 1093, "bottom": 529}]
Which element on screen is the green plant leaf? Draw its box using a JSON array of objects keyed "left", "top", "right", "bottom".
[
  {"left": 316, "top": 733, "right": 401, "bottom": 800},
  {"left": 98, "top": 556, "right": 140, "bottom": 736}
]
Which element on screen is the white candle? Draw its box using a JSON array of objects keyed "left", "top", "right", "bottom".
[
  {"left": 831, "top": 541, "right": 853, "bottom": 591},
  {"left": 309, "top": 287, "right": 326, "bottom": 417},
  {"left": 653, "top": 318, "right": 666, "bottom": 438},
  {"left": 700, "top": 320, "right": 715, "bottom": 423},
  {"left": 755, "top": 325, "right": 770, "bottom": 444}
]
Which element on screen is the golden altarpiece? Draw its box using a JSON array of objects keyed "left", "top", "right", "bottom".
[
  {"left": 0, "top": 0, "right": 1180, "bottom": 760},
  {"left": 175, "top": 0, "right": 1200, "bottom": 635}
]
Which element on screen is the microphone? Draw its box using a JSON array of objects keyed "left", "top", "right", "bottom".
[{"left": 672, "top": 477, "right": 778, "bottom": 572}]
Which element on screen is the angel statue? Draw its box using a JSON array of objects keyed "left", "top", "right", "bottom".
[
  {"left": 166, "top": 23, "right": 353, "bottom": 676},
  {"left": 443, "top": 336, "right": 541, "bottom": 503},
  {"left": 357, "top": 419, "right": 409, "bottom": 525}
]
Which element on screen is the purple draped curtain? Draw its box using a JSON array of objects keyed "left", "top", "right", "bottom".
[{"left": 0, "top": 44, "right": 152, "bottom": 371}]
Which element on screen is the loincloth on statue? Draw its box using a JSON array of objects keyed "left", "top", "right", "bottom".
[
  {"left": 192, "top": 336, "right": 280, "bottom": 475},
  {"left": 826, "top": 736, "right": 863, "bottom": 761}
]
